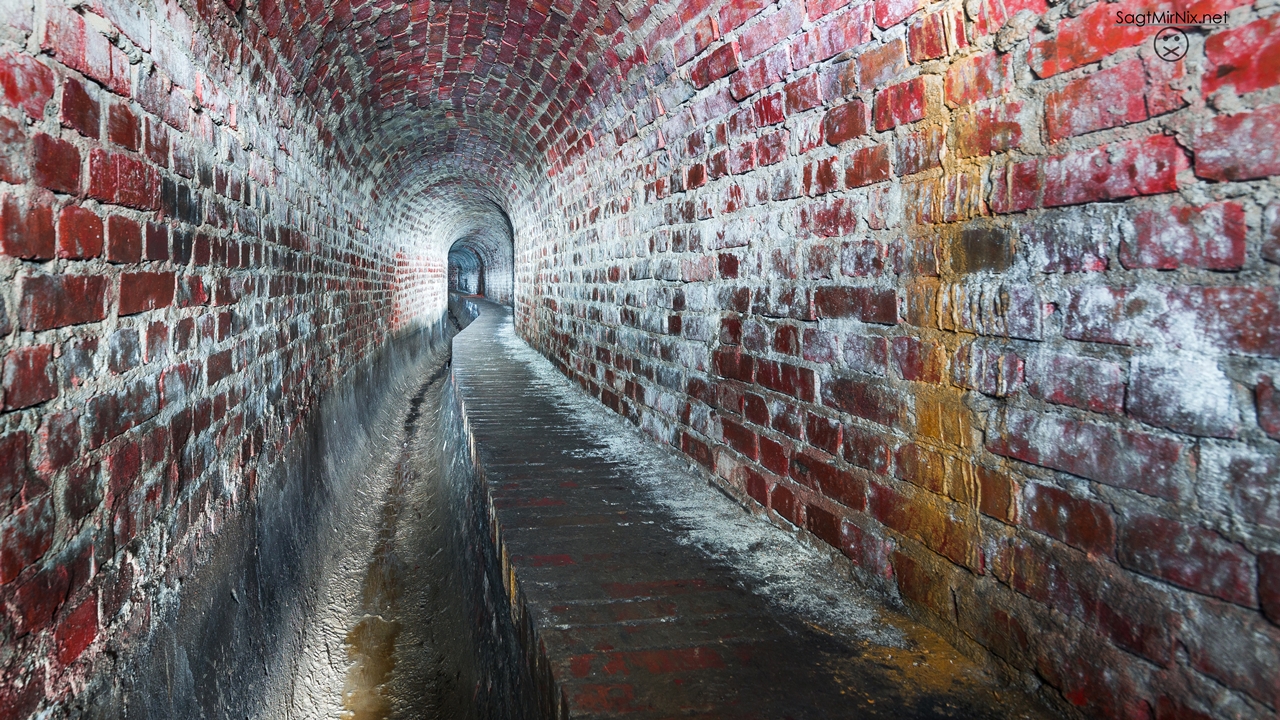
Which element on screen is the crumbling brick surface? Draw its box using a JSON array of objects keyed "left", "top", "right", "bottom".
[
  {"left": 510, "top": 3, "right": 1280, "bottom": 719},
  {"left": 1, "top": 0, "right": 1278, "bottom": 716}
]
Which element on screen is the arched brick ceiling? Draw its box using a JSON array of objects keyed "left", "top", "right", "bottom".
[{"left": 239, "top": 0, "right": 658, "bottom": 220}]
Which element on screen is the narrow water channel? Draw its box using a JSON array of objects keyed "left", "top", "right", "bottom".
[{"left": 287, "top": 306, "right": 538, "bottom": 720}]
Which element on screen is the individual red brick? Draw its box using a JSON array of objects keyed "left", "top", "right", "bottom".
[
  {"left": 805, "top": 503, "right": 841, "bottom": 547},
  {"left": 1203, "top": 14, "right": 1280, "bottom": 98},
  {"left": 0, "top": 115, "right": 27, "bottom": 184},
  {"left": 1029, "top": 0, "right": 1249, "bottom": 78},
  {"left": 975, "top": 465, "right": 1016, "bottom": 523},
  {"left": 1122, "top": 201, "right": 1245, "bottom": 270},
  {"left": 1261, "top": 552, "right": 1280, "bottom": 625},
  {"left": 891, "top": 336, "right": 943, "bottom": 383},
  {"left": 718, "top": 0, "right": 769, "bottom": 33},
  {"left": 1026, "top": 352, "right": 1125, "bottom": 415},
  {"left": 55, "top": 593, "right": 98, "bottom": 665},
  {"left": 33, "top": 410, "right": 80, "bottom": 480},
  {"left": 1043, "top": 135, "right": 1187, "bottom": 207},
  {"left": 950, "top": 342, "right": 1022, "bottom": 397},
  {"left": 759, "top": 435, "right": 790, "bottom": 474},
  {"left": 105, "top": 441, "right": 140, "bottom": 506},
  {"left": 57, "top": 205, "right": 103, "bottom": 259},
  {"left": 783, "top": 75, "right": 822, "bottom": 115},
  {"left": 843, "top": 425, "right": 890, "bottom": 474},
  {"left": 1064, "top": 285, "right": 1280, "bottom": 355},
  {"left": 713, "top": 348, "right": 754, "bottom": 382},
  {"left": 1258, "top": 375, "right": 1280, "bottom": 440},
  {"left": 738, "top": 4, "right": 804, "bottom": 60},
  {"left": 806, "top": 0, "right": 852, "bottom": 20},
  {"left": 119, "top": 271, "right": 175, "bottom": 315},
  {"left": 720, "top": 416, "right": 759, "bottom": 459},
  {"left": 1044, "top": 59, "right": 1147, "bottom": 143},
  {"left": 753, "top": 92, "right": 785, "bottom": 126},
  {"left": 683, "top": 163, "right": 707, "bottom": 189},
  {"left": 843, "top": 334, "right": 888, "bottom": 375},
  {"left": 86, "top": 377, "right": 157, "bottom": 449},
  {"left": 844, "top": 145, "right": 891, "bottom": 188},
  {"left": 875, "top": 0, "right": 920, "bottom": 28},
  {"left": 105, "top": 215, "right": 142, "bottom": 263},
  {"left": 814, "top": 286, "right": 897, "bottom": 324},
  {"left": 790, "top": 450, "right": 866, "bottom": 510},
  {"left": 892, "top": 549, "right": 951, "bottom": 617},
  {"left": 1128, "top": 356, "right": 1237, "bottom": 438},
  {"left": 907, "top": 12, "right": 950, "bottom": 62},
  {"left": 32, "top": 133, "right": 81, "bottom": 194},
  {"left": 805, "top": 413, "right": 842, "bottom": 455},
  {"left": 144, "top": 117, "right": 169, "bottom": 167},
  {"left": 60, "top": 77, "right": 100, "bottom": 139},
  {"left": 988, "top": 159, "right": 1040, "bottom": 214},
  {"left": 1169, "top": 286, "right": 1280, "bottom": 357},
  {"left": 1265, "top": 203, "right": 1280, "bottom": 264},
  {"left": 1023, "top": 483, "right": 1115, "bottom": 556},
  {"left": 873, "top": 77, "right": 925, "bottom": 131},
  {"left": 756, "top": 360, "right": 817, "bottom": 402},
  {"left": 755, "top": 129, "right": 788, "bottom": 166},
  {"left": 729, "top": 48, "right": 789, "bottom": 100},
  {"left": 803, "top": 156, "right": 839, "bottom": 196},
  {"left": 823, "top": 101, "right": 867, "bottom": 145},
  {"left": 18, "top": 274, "right": 109, "bottom": 331},
  {"left": 854, "top": 38, "right": 907, "bottom": 91},
  {"left": 894, "top": 125, "right": 943, "bottom": 176},
  {"left": 690, "top": 42, "right": 739, "bottom": 89},
  {"left": 1, "top": 194, "right": 56, "bottom": 259},
  {"left": 968, "top": 0, "right": 1046, "bottom": 40},
  {"left": 0, "top": 432, "right": 35, "bottom": 507},
  {"left": 790, "top": 6, "right": 872, "bottom": 69},
  {"left": 1119, "top": 513, "right": 1256, "bottom": 606},
  {"left": 989, "top": 408, "right": 1184, "bottom": 500},
  {"left": 1192, "top": 104, "right": 1280, "bottom": 182},
  {"left": 894, "top": 443, "right": 944, "bottom": 493},
  {"left": 944, "top": 52, "right": 1010, "bottom": 107},
  {"left": 1184, "top": 595, "right": 1280, "bottom": 707},
  {"left": 3, "top": 345, "right": 56, "bottom": 410},
  {"left": 108, "top": 102, "right": 141, "bottom": 150},
  {"left": 770, "top": 482, "right": 801, "bottom": 525},
  {"left": 90, "top": 150, "right": 160, "bottom": 210},
  {"left": 822, "top": 376, "right": 900, "bottom": 427},
  {"left": 0, "top": 496, "right": 54, "bottom": 583},
  {"left": 0, "top": 51, "right": 55, "bottom": 119}
]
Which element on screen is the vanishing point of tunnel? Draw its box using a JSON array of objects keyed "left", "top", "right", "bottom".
[{"left": 1, "top": 0, "right": 1278, "bottom": 717}]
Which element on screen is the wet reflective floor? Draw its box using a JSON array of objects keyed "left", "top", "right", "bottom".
[
  {"left": 286, "top": 327, "right": 535, "bottom": 720},
  {"left": 300, "top": 298, "right": 1058, "bottom": 719},
  {"left": 448, "top": 299, "right": 1059, "bottom": 720}
]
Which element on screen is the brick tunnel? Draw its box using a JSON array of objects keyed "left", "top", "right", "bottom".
[{"left": 1, "top": 0, "right": 1279, "bottom": 717}]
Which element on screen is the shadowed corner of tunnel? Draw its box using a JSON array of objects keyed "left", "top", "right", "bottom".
[{"left": 2, "top": 0, "right": 1279, "bottom": 718}]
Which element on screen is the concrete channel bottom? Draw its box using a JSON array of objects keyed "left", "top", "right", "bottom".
[{"left": 448, "top": 298, "right": 1056, "bottom": 720}]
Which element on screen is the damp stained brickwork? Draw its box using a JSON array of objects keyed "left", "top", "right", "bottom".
[{"left": 0, "top": 0, "right": 1278, "bottom": 717}]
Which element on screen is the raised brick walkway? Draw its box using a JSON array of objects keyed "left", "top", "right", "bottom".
[{"left": 451, "top": 299, "right": 1055, "bottom": 719}]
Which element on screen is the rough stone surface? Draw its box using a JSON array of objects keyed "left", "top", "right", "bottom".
[
  {"left": 0, "top": 0, "right": 1276, "bottom": 716},
  {"left": 454, "top": 300, "right": 1054, "bottom": 718}
]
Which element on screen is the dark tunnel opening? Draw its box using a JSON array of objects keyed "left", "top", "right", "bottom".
[
  {"left": 4, "top": 0, "right": 1278, "bottom": 717},
  {"left": 448, "top": 243, "right": 485, "bottom": 296}
]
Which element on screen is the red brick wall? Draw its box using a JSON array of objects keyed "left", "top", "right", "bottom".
[
  {"left": 516, "top": 1, "right": 1280, "bottom": 717},
  {"left": 0, "top": 0, "right": 448, "bottom": 713},
  {"left": 3, "top": 0, "right": 1278, "bottom": 716}
]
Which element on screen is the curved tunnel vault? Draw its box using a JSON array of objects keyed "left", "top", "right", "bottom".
[{"left": 3, "top": 0, "right": 1278, "bottom": 716}]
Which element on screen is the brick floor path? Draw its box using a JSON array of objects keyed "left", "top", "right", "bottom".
[{"left": 451, "top": 300, "right": 1055, "bottom": 720}]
